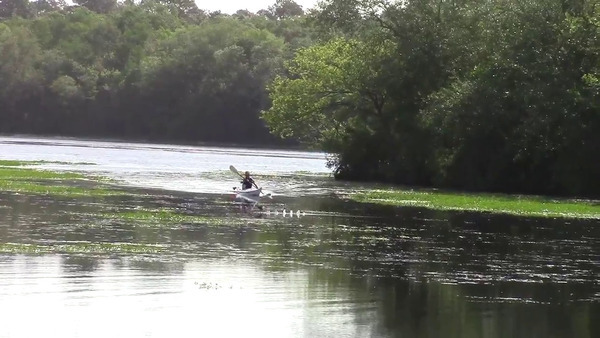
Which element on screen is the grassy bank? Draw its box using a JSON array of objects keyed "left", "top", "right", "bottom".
[{"left": 350, "top": 189, "right": 600, "bottom": 219}]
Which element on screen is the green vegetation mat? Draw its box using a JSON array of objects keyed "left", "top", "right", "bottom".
[
  {"left": 0, "top": 160, "right": 31, "bottom": 167},
  {"left": 351, "top": 189, "right": 600, "bottom": 219},
  {"left": 0, "top": 160, "right": 124, "bottom": 197},
  {"left": 103, "top": 209, "right": 232, "bottom": 226},
  {"left": 0, "top": 160, "right": 267, "bottom": 256},
  {"left": 0, "top": 242, "right": 165, "bottom": 254}
]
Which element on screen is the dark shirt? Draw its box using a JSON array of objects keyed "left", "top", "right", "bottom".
[{"left": 241, "top": 177, "right": 255, "bottom": 190}]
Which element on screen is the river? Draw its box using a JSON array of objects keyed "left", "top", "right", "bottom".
[{"left": 0, "top": 136, "right": 598, "bottom": 338}]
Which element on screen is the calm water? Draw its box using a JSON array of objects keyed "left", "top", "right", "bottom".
[{"left": 0, "top": 136, "right": 598, "bottom": 338}]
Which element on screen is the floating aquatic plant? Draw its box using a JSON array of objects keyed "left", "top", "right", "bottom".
[
  {"left": 351, "top": 189, "right": 600, "bottom": 219},
  {"left": 0, "top": 161, "right": 126, "bottom": 197},
  {"left": 102, "top": 208, "right": 235, "bottom": 226},
  {"left": 0, "top": 242, "right": 166, "bottom": 254}
]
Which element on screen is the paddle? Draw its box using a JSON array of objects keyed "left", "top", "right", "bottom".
[{"left": 229, "top": 165, "right": 243, "bottom": 178}]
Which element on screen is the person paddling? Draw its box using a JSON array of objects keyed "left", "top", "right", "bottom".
[{"left": 241, "top": 171, "right": 258, "bottom": 190}]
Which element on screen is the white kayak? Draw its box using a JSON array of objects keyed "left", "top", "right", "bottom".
[{"left": 233, "top": 187, "right": 262, "bottom": 203}]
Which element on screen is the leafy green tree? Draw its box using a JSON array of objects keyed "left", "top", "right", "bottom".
[
  {"left": 269, "top": 0, "right": 304, "bottom": 19},
  {"left": 0, "top": 0, "right": 296, "bottom": 143},
  {"left": 267, "top": 0, "right": 459, "bottom": 183},
  {"left": 0, "top": 0, "right": 31, "bottom": 19},
  {"left": 256, "top": 9, "right": 274, "bottom": 19},
  {"left": 30, "top": 0, "right": 66, "bottom": 16},
  {"left": 263, "top": 38, "right": 381, "bottom": 145},
  {"left": 267, "top": 0, "right": 599, "bottom": 195},
  {"left": 262, "top": 37, "right": 408, "bottom": 179},
  {"left": 109, "top": 2, "right": 182, "bottom": 71},
  {"left": 0, "top": 24, "right": 41, "bottom": 131},
  {"left": 73, "top": 0, "right": 117, "bottom": 14},
  {"left": 422, "top": 0, "right": 600, "bottom": 196},
  {"left": 140, "top": 0, "right": 204, "bottom": 22},
  {"left": 50, "top": 75, "right": 83, "bottom": 102},
  {"left": 28, "top": 7, "right": 120, "bottom": 66},
  {"left": 249, "top": 10, "right": 315, "bottom": 51},
  {"left": 233, "top": 9, "right": 254, "bottom": 19},
  {"left": 132, "top": 17, "right": 286, "bottom": 142}
]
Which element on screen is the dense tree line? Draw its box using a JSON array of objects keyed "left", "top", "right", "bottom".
[
  {"left": 1, "top": 0, "right": 598, "bottom": 197},
  {"left": 0, "top": 0, "right": 310, "bottom": 145},
  {"left": 263, "top": 0, "right": 600, "bottom": 197}
]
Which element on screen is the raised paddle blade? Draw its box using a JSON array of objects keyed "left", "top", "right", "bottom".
[{"left": 229, "top": 165, "right": 242, "bottom": 177}]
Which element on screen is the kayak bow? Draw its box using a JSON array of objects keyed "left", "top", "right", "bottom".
[{"left": 233, "top": 187, "right": 262, "bottom": 203}]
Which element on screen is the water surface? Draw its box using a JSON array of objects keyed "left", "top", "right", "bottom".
[{"left": 0, "top": 136, "right": 598, "bottom": 338}]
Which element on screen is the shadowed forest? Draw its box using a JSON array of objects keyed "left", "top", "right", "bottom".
[
  {"left": 0, "top": 0, "right": 307, "bottom": 145},
  {"left": 1, "top": 0, "right": 598, "bottom": 197}
]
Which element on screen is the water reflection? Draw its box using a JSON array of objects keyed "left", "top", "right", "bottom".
[
  {"left": 1, "top": 189, "right": 598, "bottom": 337},
  {"left": 62, "top": 256, "right": 100, "bottom": 273}
]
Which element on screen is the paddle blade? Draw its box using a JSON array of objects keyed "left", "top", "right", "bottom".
[{"left": 229, "top": 165, "right": 241, "bottom": 177}]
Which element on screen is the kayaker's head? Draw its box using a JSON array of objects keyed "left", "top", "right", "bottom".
[{"left": 244, "top": 171, "right": 250, "bottom": 178}]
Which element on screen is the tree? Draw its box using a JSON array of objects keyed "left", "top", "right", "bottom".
[
  {"left": 233, "top": 9, "right": 254, "bottom": 19},
  {"left": 132, "top": 18, "right": 286, "bottom": 142},
  {"left": 0, "top": 24, "right": 41, "bottom": 131},
  {"left": 421, "top": 0, "right": 600, "bottom": 196},
  {"left": 30, "top": 0, "right": 66, "bottom": 16},
  {"left": 268, "top": 0, "right": 303, "bottom": 19},
  {"left": 50, "top": 75, "right": 83, "bottom": 102},
  {"left": 256, "top": 9, "right": 274, "bottom": 19},
  {"left": 268, "top": 0, "right": 458, "bottom": 183},
  {"left": 0, "top": 0, "right": 300, "bottom": 145},
  {"left": 73, "top": 0, "right": 117, "bottom": 14},
  {"left": 141, "top": 0, "right": 204, "bottom": 21},
  {"left": 262, "top": 37, "right": 401, "bottom": 179},
  {"left": 0, "top": 0, "right": 31, "bottom": 19}
]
